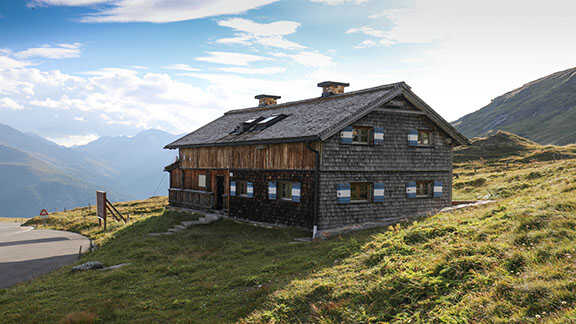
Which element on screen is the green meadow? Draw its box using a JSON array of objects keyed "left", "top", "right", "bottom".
[{"left": 1, "top": 132, "right": 576, "bottom": 323}]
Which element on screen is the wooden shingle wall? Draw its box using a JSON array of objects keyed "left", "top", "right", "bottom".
[
  {"left": 321, "top": 110, "right": 452, "bottom": 172},
  {"left": 317, "top": 104, "right": 453, "bottom": 229},
  {"left": 318, "top": 171, "right": 451, "bottom": 229},
  {"left": 179, "top": 142, "right": 318, "bottom": 170}
]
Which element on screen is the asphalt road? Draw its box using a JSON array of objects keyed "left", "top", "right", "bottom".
[{"left": 0, "top": 222, "right": 91, "bottom": 289}]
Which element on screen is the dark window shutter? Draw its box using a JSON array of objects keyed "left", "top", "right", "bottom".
[
  {"left": 434, "top": 181, "right": 443, "bottom": 198},
  {"left": 373, "top": 182, "right": 385, "bottom": 202},
  {"left": 337, "top": 183, "right": 351, "bottom": 203},
  {"left": 340, "top": 126, "right": 353, "bottom": 144},
  {"left": 374, "top": 127, "right": 384, "bottom": 145},
  {"left": 247, "top": 182, "right": 254, "bottom": 198},
  {"left": 406, "top": 181, "right": 416, "bottom": 198},
  {"left": 268, "top": 182, "right": 277, "bottom": 200},
  {"left": 408, "top": 129, "right": 418, "bottom": 146},
  {"left": 292, "top": 182, "right": 301, "bottom": 202}
]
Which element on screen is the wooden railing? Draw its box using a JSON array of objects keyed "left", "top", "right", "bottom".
[{"left": 168, "top": 188, "right": 214, "bottom": 209}]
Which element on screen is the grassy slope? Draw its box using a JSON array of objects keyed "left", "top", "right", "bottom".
[
  {"left": 241, "top": 159, "right": 576, "bottom": 323},
  {"left": 1, "top": 140, "right": 576, "bottom": 323},
  {"left": 1, "top": 198, "right": 380, "bottom": 323}
]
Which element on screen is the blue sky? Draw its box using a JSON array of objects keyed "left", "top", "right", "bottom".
[{"left": 0, "top": 0, "right": 575, "bottom": 146}]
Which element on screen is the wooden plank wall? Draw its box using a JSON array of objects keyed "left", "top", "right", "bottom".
[
  {"left": 170, "top": 168, "right": 183, "bottom": 188},
  {"left": 179, "top": 142, "right": 319, "bottom": 170}
]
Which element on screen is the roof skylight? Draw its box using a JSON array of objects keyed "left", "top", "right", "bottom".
[{"left": 257, "top": 115, "right": 281, "bottom": 124}]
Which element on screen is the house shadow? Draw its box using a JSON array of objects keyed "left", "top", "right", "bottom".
[
  {"left": 0, "top": 237, "right": 69, "bottom": 248},
  {"left": 0, "top": 254, "right": 79, "bottom": 289}
]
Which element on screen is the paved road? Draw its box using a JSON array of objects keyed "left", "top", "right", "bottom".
[{"left": 0, "top": 222, "right": 91, "bottom": 289}]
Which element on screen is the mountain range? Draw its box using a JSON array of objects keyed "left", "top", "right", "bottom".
[
  {"left": 453, "top": 66, "right": 576, "bottom": 145},
  {"left": 0, "top": 123, "right": 178, "bottom": 218}
]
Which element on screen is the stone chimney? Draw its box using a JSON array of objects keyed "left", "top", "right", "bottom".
[
  {"left": 255, "top": 94, "right": 281, "bottom": 107},
  {"left": 318, "top": 81, "right": 350, "bottom": 97}
]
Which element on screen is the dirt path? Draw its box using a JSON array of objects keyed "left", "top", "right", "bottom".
[{"left": 0, "top": 222, "right": 90, "bottom": 289}]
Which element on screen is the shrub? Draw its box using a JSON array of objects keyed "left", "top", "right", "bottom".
[
  {"left": 526, "top": 171, "right": 544, "bottom": 179},
  {"left": 403, "top": 226, "right": 457, "bottom": 245},
  {"left": 504, "top": 253, "right": 526, "bottom": 274},
  {"left": 516, "top": 215, "right": 547, "bottom": 232},
  {"left": 555, "top": 202, "right": 576, "bottom": 212},
  {"left": 434, "top": 255, "right": 488, "bottom": 281}
]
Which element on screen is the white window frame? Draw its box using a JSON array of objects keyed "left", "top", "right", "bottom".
[{"left": 198, "top": 174, "right": 207, "bottom": 188}]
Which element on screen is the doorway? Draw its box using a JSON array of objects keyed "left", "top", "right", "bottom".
[{"left": 215, "top": 176, "right": 225, "bottom": 210}]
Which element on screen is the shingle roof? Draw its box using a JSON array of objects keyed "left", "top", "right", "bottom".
[{"left": 165, "top": 82, "right": 468, "bottom": 149}]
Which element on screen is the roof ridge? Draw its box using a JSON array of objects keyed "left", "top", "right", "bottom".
[{"left": 224, "top": 82, "right": 406, "bottom": 115}]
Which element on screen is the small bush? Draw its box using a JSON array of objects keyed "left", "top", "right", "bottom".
[
  {"left": 555, "top": 202, "right": 576, "bottom": 212},
  {"left": 526, "top": 171, "right": 544, "bottom": 179},
  {"left": 516, "top": 215, "right": 547, "bottom": 232},
  {"left": 434, "top": 255, "right": 488, "bottom": 281},
  {"left": 403, "top": 226, "right": 457, "bottom": 245},
  {"left": 454, "top": 177, "right": 487, "bottom": 189},
  {"left": 504, "top": 253, "right": 526, "bottom": 274}
]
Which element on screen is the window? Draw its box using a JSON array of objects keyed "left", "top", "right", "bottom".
[
  {"left": 258, "top": 115, "right": 280, "bottom": 124},
  {"left": 252, "top": 114, "right": 288, "bottom": 132},
  {"left": 418, "top": 130, "right": 433, "bottom": 145},
  {"left": 351, "top": 182, "right": 371, "bottom": 202},
  {"left": 230, "top": 117, "right": 264, "bottom": 134},
  {"left": 237, "top": 181, "right": 248, "bottom": 196},
  {"left": 278, "top": 181, "right": 293, "bottom": 200},
  {"left": 352, "top": 127, "right": 371, "bottom": 144},
  {"left": 416, "top": 181, "right": 433, "bottom": 197},
  {"left": 198, "top": 174, "right": 206, "bottom": 188}
]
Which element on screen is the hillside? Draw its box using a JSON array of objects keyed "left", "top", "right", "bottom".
[
  {"left": 0, "top": 123, "right": 177, "bottom": 217},
  {"left": 74, "top": 129, "right": 179, "bottom": 199},
  {"left": 453, "top": 66, "right": 576, "bottom": 145},
  {"left": 2, "top": 148, "right": 576, "bottom": 322},
  {"left": 454, "top": 130, "right": 576, "bottom": 163},
  {"left": 0, "top": 144, "right": 100, "bottom": 218}
]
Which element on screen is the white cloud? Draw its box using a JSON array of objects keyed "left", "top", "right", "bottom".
[
  {"left": 0, "top": 63, "right": 236, "bottom": 136},
  {"left": 180, "top": 72, "right": 319, "bottom": 103},
  {"left": 46, "top": 134, "right": 99, "bottom": 147},
  {"left": 357, "top": 0, "right": 576, "bottom": 121},
  {"left": 41, "top": 0, "right": 280, "bottom": 23},
  {"left": 347, "top": 26, "right": 386, "bottom": 38},
  {"left": 354, "top": 40, "right": 378, "bottom": 49},
  {"left": 218, "top": 67, "right": 286, "bottom": 74},
  {"left": 309, "top": 0, "right": 368, "bottom": 4},
  {"left": 346, "top": 26, "right": 395, "bottom": 48},
  {"left": 15, "top": 43, "right": 82, "bottom": 59},
  {"left": 196, "top": 52, "right": 272, "bottom": 66},
  {"left": 161, "top": 64, "right": 200, "bottom": 72},
  {"left": 0, "top": 55, "right": 32, "bottom": 70},
  {"left": 0, "top": 97, "right": 23, "bottom": 110},
  {"left": 272, "top": 51, "right": 333, "bottom": 68},
  {"left": 216, "top": 18, "right": 305, "bottom": 50},
  {"left": 218, "top": 18, "right": 300, "bottom": 37},
  {"left": 216, "top": 34, "right": 253, "bottom": 46}
]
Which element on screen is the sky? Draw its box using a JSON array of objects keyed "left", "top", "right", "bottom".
[{"left": 0, "top": 0, "right": 575, "bottom": 146}]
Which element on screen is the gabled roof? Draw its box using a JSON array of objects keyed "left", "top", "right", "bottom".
[{"left": 165, "top": 82, "right": 469, "bottom": 149}]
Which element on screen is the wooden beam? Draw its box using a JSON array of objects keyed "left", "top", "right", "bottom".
[{"left": 374, "top": 108, "right": 426, "bottom": 115}]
